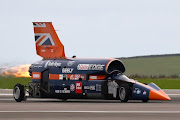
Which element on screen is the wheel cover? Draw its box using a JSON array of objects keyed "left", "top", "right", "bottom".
[
  {"left": 14, "top": 86, "right": 20, "bottom": 99},
  {"left": 119, "top": 87, "right": 126, "bottom": 100}
]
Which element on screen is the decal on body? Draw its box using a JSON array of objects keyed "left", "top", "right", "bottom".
[
  {"left": 67, "top": 61, "right": 75, "bottom": 66},
  {"left": 62, "top": 68, "right": 74, "bottom": 73},
  {"left": 32, "top": 72, "right": 41, "bottom": 79},
  {"left": 77, "top": 64, "right": 105, "bottom": 71},
  {"left": 134, "top": 88, "right": 141, "bottom": 95},
  {"left": 55, "top": 88, "right": 70, "bottom": 93},
  {"left": 44, "top": 61, "right": 61, "bottom": 68},
  {"left": 70, "top": 84, "right": 75, "bottom": 91},
  {"left": 76, "top": 82, "right": 82, "bottom": 93}
]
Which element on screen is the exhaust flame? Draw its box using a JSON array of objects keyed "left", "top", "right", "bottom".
[{"left": 2, "top": 64, "right": 31, "bottom": 77}]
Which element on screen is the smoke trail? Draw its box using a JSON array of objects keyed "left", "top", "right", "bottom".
[{"left": 0, "top": 64, "right": 31, "bottom": 77}]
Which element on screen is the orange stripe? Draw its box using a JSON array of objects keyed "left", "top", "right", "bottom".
[
  {"left": 49, "top": 74, "right": 59, "bottom": 80},
  {"left": 89, "top": 75, "right": 107, "bottom": 80},
  {"left": 105, "top": 59, "right": 114, "bottom": 73},
  {"left": 49, "top": 74, "right": 87, "bottom": 80}
]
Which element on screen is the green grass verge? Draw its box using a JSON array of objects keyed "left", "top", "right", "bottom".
[
  {"left": 120, "top": 55, "right": 180, "bottom": 76},
  {"left": 137, "top": 78, "right": 180, "bottom": 89},
  {"left": 0, "top": 76, "right": 30, "bottom": 89},
  {"left": 0, "top": 76, "right": 179, "bottom": 89}
]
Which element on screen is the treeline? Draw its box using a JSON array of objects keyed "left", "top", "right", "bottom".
[{"left": 127, "top": 74, "right": 180, "bottom": 79}]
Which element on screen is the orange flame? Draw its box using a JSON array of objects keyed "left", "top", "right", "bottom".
[{"left": 3, "top": 64, "right": 31, "bottom": 77}]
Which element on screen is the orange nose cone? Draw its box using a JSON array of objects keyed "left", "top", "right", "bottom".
[{"left": 149, "top": 90, "right": 171, "bottom": 100}]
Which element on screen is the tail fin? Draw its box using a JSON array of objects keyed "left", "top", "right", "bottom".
[{"left": 33, "top": 22, "right": 65, "bottom": 59}]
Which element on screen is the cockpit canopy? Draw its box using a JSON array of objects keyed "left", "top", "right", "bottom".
[{"left": 106, "top": 60, "right": 125, "bottom": 74}]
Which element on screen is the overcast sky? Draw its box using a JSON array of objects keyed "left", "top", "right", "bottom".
[{"left": 0, "top": 0, "right": 180, "bottom": 65}]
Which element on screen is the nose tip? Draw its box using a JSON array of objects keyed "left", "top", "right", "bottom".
[{"left": 149, "top": 90, "right": 171, "bottom": 100}]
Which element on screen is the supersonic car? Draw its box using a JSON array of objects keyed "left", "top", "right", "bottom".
[{"left": 13, "top": 22, "right": 171, "bottom": 102}]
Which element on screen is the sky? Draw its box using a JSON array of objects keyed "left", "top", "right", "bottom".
[{"left": 0, "top": 0, "right": 180, "bottom": 65}]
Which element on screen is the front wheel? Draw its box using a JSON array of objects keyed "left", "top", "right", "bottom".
[
  {"left": 119, "top": 84, "right": 130, "bottom": 102},
  {"left": 13, "top": 84, "right": 25, "bottom": 102}
]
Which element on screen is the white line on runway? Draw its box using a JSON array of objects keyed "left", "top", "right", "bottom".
[
  {"left": 0, "top": 94, "right": 13, "bottom": 96},
  {"left": 167, "top": 94, "right": 180, "bottom": 96},
  {"left": 0, "top": 94, "right": 180, "bottom": 96},
  {"left": 0, "top": 111, "right": 179, "bottom": 113}
]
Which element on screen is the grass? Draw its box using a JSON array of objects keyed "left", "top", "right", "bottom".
[
  {"left": 137, "top": 78, "right": 180, "bottom": 89},
  {"left": 120, "top": 55, "right": 180, "bottom": 76},
  {"left": 0, "top": 76, "right": 30, "bottom": 89},
  {"left": 0, "top": 76, "right": 179, "bottom": 89}
]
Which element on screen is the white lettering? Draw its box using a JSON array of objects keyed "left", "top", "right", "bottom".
[
  {"left": 62, "top": 68, "right": 74, "bottom": 73},
  {"left": 44, "top": 61, "right": 61, "bottom": 68},
  {"left": 33, "top": 74, "right": 40, "bottom": 78},
  {"left": 77, "top": 64, "right": 105, "bottom": 71}
]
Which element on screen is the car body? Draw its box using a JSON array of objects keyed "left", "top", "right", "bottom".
[{"left": 13, "top": 22, "right": 170, "bottom": 102}]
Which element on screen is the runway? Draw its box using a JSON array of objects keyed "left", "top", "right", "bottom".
[{"left": 0, "top": 89, "right": 180, "bottom": 120}]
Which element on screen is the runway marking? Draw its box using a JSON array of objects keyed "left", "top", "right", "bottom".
[
  {"left": 0, "top": 111, "right": 179, "bottom": 113},
  {"left": 1, "top": 94, "right": 180, "bottom": 96},
  {"left": 167, "top": 94, "right": 180, "bottom": 96},
  {"left": 0, "top": 94, "right": 29, "bottom": 96},
  {"left": 0, "top": 94, "right": 13, "bottom": 96}
]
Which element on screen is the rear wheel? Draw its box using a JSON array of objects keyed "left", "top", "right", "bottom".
[
  {"left": 119, "top": 84, "right": 130, "bottom": 102},
  {"left": 13, "top": 84, "right": 25, "bottom": 102}
]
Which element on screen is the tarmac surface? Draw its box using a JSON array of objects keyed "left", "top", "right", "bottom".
[{"left": 0, "top": 89, "right": 180, "bottom": 120}]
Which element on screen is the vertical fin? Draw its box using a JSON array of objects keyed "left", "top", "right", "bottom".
[{"left": 33, "top": 22, "right": 65, "bottom": 59}]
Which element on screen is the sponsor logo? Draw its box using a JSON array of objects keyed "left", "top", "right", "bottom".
[
  {"left": 59, "top": 74, "right": 67, "bottom": 80},
  {"left": 67, "top": 61, "right": 75, "bottom": 66},
  {"left": 133, "top": 88, "right": 141, "bottom": 95},
  {"left": 89, "top": 76, "right": 97, "bottom": 79},
  {"left": 84, "top": 86, "right": 96, "bottom": 91},
  {"left": 59, "top": 88, "right": 70, "bottom": 93},
  {"left": 44, "top": 61, "right": 61, "bottom": 68},
  {"left": 90, "top": 86, "right": 95, "bottom": 90},
  {"left": 84, "top": 86, "right": 90, "bottom": 90},
  {"left": 80, "top": 75, "right": 86, "bottom": 79},
  {"left": 33, "top": 61, "right": 44, "bottom": 68},
  {"left": 62, "top": 68, "right": 74, "bottom": 73},
  {"left": 70, "top": 84, "right": 75, "bottom": 91},
  {"left": 77, "top": 64, "right": 105, "bottom": 71},
  {"left": 96, "top": 84, "right": 101, "bottom": 91},
  {"left": 70, "top": 74, "right": 80, "bottom": 80},
  {"left": 59, "top": 90, "right": 70, "bottom": 93},
  {"left": 32, "top": 74, "right": 40, "bottom": 79},
  {"left": 143, "top": 91, "right": 147, "bottom": 95},
  {"left": 69, "top": 74, "right": 86, "bottom": 80},
  {"left": 76, "top": 82, "right": 82, "bottom": 93},
  {"left": 55, "top": 90, "right": 60, "bottom": 93},
  {"left": 55, "top": 88, "right": 70, "bottom": 93}
]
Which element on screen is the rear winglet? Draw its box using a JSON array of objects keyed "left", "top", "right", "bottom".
[{"left": 33, "top": 22, "right": 65, "bottom": 59}]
